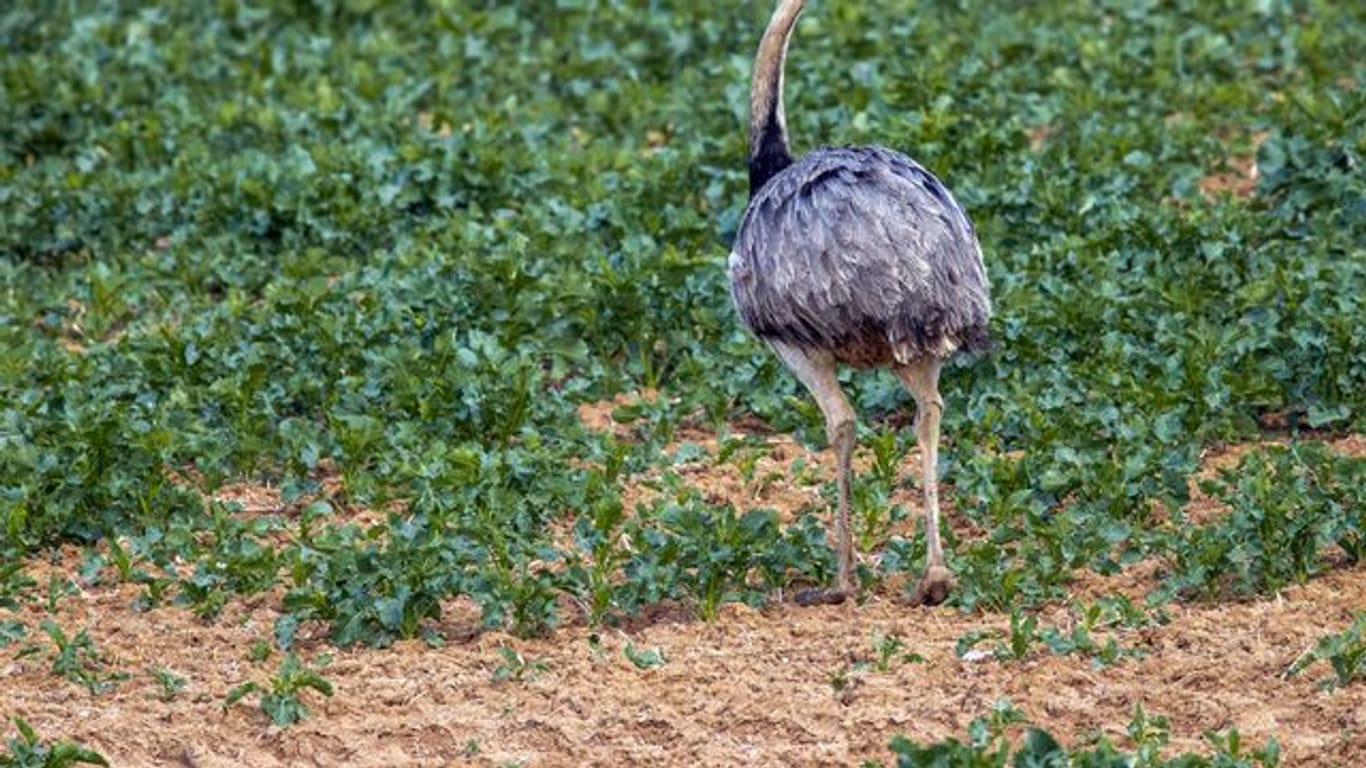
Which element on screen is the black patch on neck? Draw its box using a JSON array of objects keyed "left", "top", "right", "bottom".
[{"left": 748, "top": 121, "right": 793, "bottom": 196}]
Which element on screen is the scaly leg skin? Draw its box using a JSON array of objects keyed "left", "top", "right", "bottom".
[
  {"left": 899, "top": 358, "right": 956, "bottom": 607},
  {"left": 769, "top": 341, "right": 856, "bottom": 606}
]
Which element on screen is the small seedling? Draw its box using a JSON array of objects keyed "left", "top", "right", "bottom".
[
  {"left": 105, "top": 536, "right": 134, "bottom": 581},
  {"left": 726, "top": 441, "right": 772, "bottom": 486},
  {"left": 0, "top": 563, "right": 36, "bottom": 610},
  {"left": 491, "top": 645, "right": 548, "bottom": 683},
  {"left": 1126, "top": 703, "right": 1171, "bottom": 761},
  {"left": 872, "top": 631, "right": 904, "bottom": 671},
  {"left": 829, "top": 663, "right": 851, "bottom": 691},
  {"left": 43, "top": 577, "right": 76, "bottom": 614},
  {"left": 623, "top": 643, "right": 665, "bottom": 670},
  {"left": 955, "top": 610, "right": 1039, "bottom": 663},
  {"left": 955, "top": 628, "right": 998, "bottom": 660},
  {"left": 870, "top": 631, "right": 923, "bottom": 671},
  {"left": 788, "top": 456, "right": 821, "bottom": 487},
  {"left": 1091, "top": 593, "right": 1165, "bottom": 629},
  {"left": 0, "top": 620, "right": 26, "bottom": 649},
  {"left": 40, "top": 620, "right": 127, "bottom": 695},
  {"left": 1286, "top": 612, "right": 1366, "bottom": 690},
  {"left": 132, "top": 573, "right": 174, "bottom": 612},
  {"left": 981, "top": 699, "right": 1029, "bottom": 739},
  {"left": 248, "top": 640, "right": 272, "bottom": 663},
  {"left": 1, "top": 717, "right": 108, "bottom": 767},
  {"left": 225, "top": 653, "right": 333, "bottom": 727},
  {"left": 150, "top": 667, "right": 187, "bottom": 702},
  {"left": 1003, "top": 608, "right": 1040, "bottom": 661},
  {"left": 828, "top": 662, "right": 865, "bottom": 706}
]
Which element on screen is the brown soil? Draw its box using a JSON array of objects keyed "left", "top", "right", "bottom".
[
  {"left": 4, "top": 426, "right": 1365, "bottom": 767},
  {"left": 1027, "top": 125, "right": 1056, "bottom": 152},
  {"left": 1197, "top": 130, "right": 1269, "bottom": 200}
]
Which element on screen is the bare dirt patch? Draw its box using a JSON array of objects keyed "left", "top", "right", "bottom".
[
  {"left": 4, "top": 435, "right": 1364, "bottom": 766},
  {"left": 574, "top": 389, "right": 660, "bottom": 441},
  {"left": 1197, "top": 130, "right": 1270, "bottom": 201},
  {"left": 3, "top": 557, "right": 1363, "bottom": 767}
]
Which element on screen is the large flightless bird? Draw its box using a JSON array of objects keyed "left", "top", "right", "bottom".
[{"left": 729, "top": 0, "right": 992, "bottom": 606}]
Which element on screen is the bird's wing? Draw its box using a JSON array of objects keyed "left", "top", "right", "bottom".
[{"left": 730, "top": 146, "right": 991, "bottom": 361}]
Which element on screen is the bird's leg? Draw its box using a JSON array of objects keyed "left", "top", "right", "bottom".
[
  {"left": 769, "top": 341, "right": 856, "bottom": 605},
  {"left": 831, "top": 409, "right": 857, "bottom": 593},
  {"left": 898, "top": 358, "right": 955, "bottom": 606}
]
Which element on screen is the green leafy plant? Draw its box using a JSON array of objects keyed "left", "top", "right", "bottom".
[
  {"left": 623, "top": 643, "right": 666, "bottom": 671},
  {"left": 281, "top": 517, "right": 458, "bottom": 647},
  {"left": 42, "top": 577, "right": 75, "bottom": 614},
  {"left": 870, "top": 631, "right": 924, "bottom": 672},
  {"left": 853, "top": 430, "right": 910, "bottom": 550},
  {"left": 0, "top": 564, "right": 36, "bottom": 610},
  {"left": 828, "top": 663, "right": 860, "bottom": 705},
  {"left": 491, "top": 645, "right": 548, "bottom": 683},
  {"left": 149, "top": 667, "right": 186, "bottom": 702},
  {"left": 1286, "top": 612, "right": 1366, "bottom": 690},
  {"left": 1039, "top": 598, "right": 1152, "bottom": 666},
  {"left": 39, "top": 621, "right": 126, "bottom": 695},
  {"left": 224, "top": 654, "right": 334, "bottom": 727},
  {"left": 0, "top": 621, "right": 26, "bottom": 648},
  {"left": 248, "top": 640, "right": 272, "bottom": 663},
  {"left": 886, "top": 702, "right": 1280, "bottom": 767},
  {"left": 0, "top": 718, "right": 107, "bottom": 768},
  {"left": 565, "top": 496, "right": 631, "bottom": 626},
  {"left": 955, "top": 608, "right": 1040, "bottom": 663},
  {"left": 620, "top": 494, "right": 787, "bottom": 620},
  {"left": 957, "top": 605, "right": 1144, "bottom": 667},
  {"left": 1156, "top": 446, "right": 1366, "bottom": 602}
]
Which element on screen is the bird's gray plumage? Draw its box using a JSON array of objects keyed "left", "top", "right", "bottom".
[{"left": 729, "top": 145, "right": 992, "bottom": 368}]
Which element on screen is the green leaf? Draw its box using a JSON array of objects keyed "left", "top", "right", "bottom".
[
  {"left": 1306, "top": 404, "right": 1351, "bottom": 428},
  {"left": 1013, "top": 728, "right": 1065, "bottom": 767},
  {"left": 623, "top": 643, "right": 666, "bottom": 670},
  {"left": 224, "top": 682, "right": 260, "bottom": 709},
  {"left": 273, "top": 614, "right": 299, "bottom": 652}
]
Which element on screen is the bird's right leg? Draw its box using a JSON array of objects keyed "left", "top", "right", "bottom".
[
  {"left": 898, "top": 357, "right": 955, "bottom": 606},
  {"left": 769, "top": 341, "right": 857, "bottom": 605}
]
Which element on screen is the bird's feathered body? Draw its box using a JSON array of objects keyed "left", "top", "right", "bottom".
[{"left": 729, "top": 145, "right": 991, "bottom": 368}]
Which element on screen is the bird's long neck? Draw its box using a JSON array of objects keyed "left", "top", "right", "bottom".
[{"left": 748, "top": 0, "right": 804, "bottom": 197}]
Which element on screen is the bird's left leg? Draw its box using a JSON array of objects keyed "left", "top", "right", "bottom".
[
  {"left": 769, "top": 341, "right": 857, "bottom": 605},
  {"left": 898, "top": 357, "right": 955, "bottom": 606}
]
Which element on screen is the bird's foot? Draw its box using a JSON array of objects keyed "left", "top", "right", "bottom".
[
  {"left": 908, "top": 565, "right": 955, "bottom": 607},
  {"left": 794, "top": 586, "right": 849, "bottom": 606}
]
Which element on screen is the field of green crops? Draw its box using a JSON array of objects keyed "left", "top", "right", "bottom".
[{"left": 2, "top": 0, "right": 1365, "bottom": 764}]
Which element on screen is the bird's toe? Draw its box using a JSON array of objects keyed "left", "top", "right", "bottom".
[
  {"left": 794, "top": 586, "right": 848, "bottom": 607},
  {"left": 909, "top": 565, "right": 956, "bottom": 607}
]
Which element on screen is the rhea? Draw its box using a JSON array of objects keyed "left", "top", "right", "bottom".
[{"left": 729, "top": 0, "right": 992, "bottom": 606}]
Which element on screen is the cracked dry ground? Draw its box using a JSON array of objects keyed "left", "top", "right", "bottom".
[{"left": 3, "top": 426, "right": 1364, "bottom": 766}]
